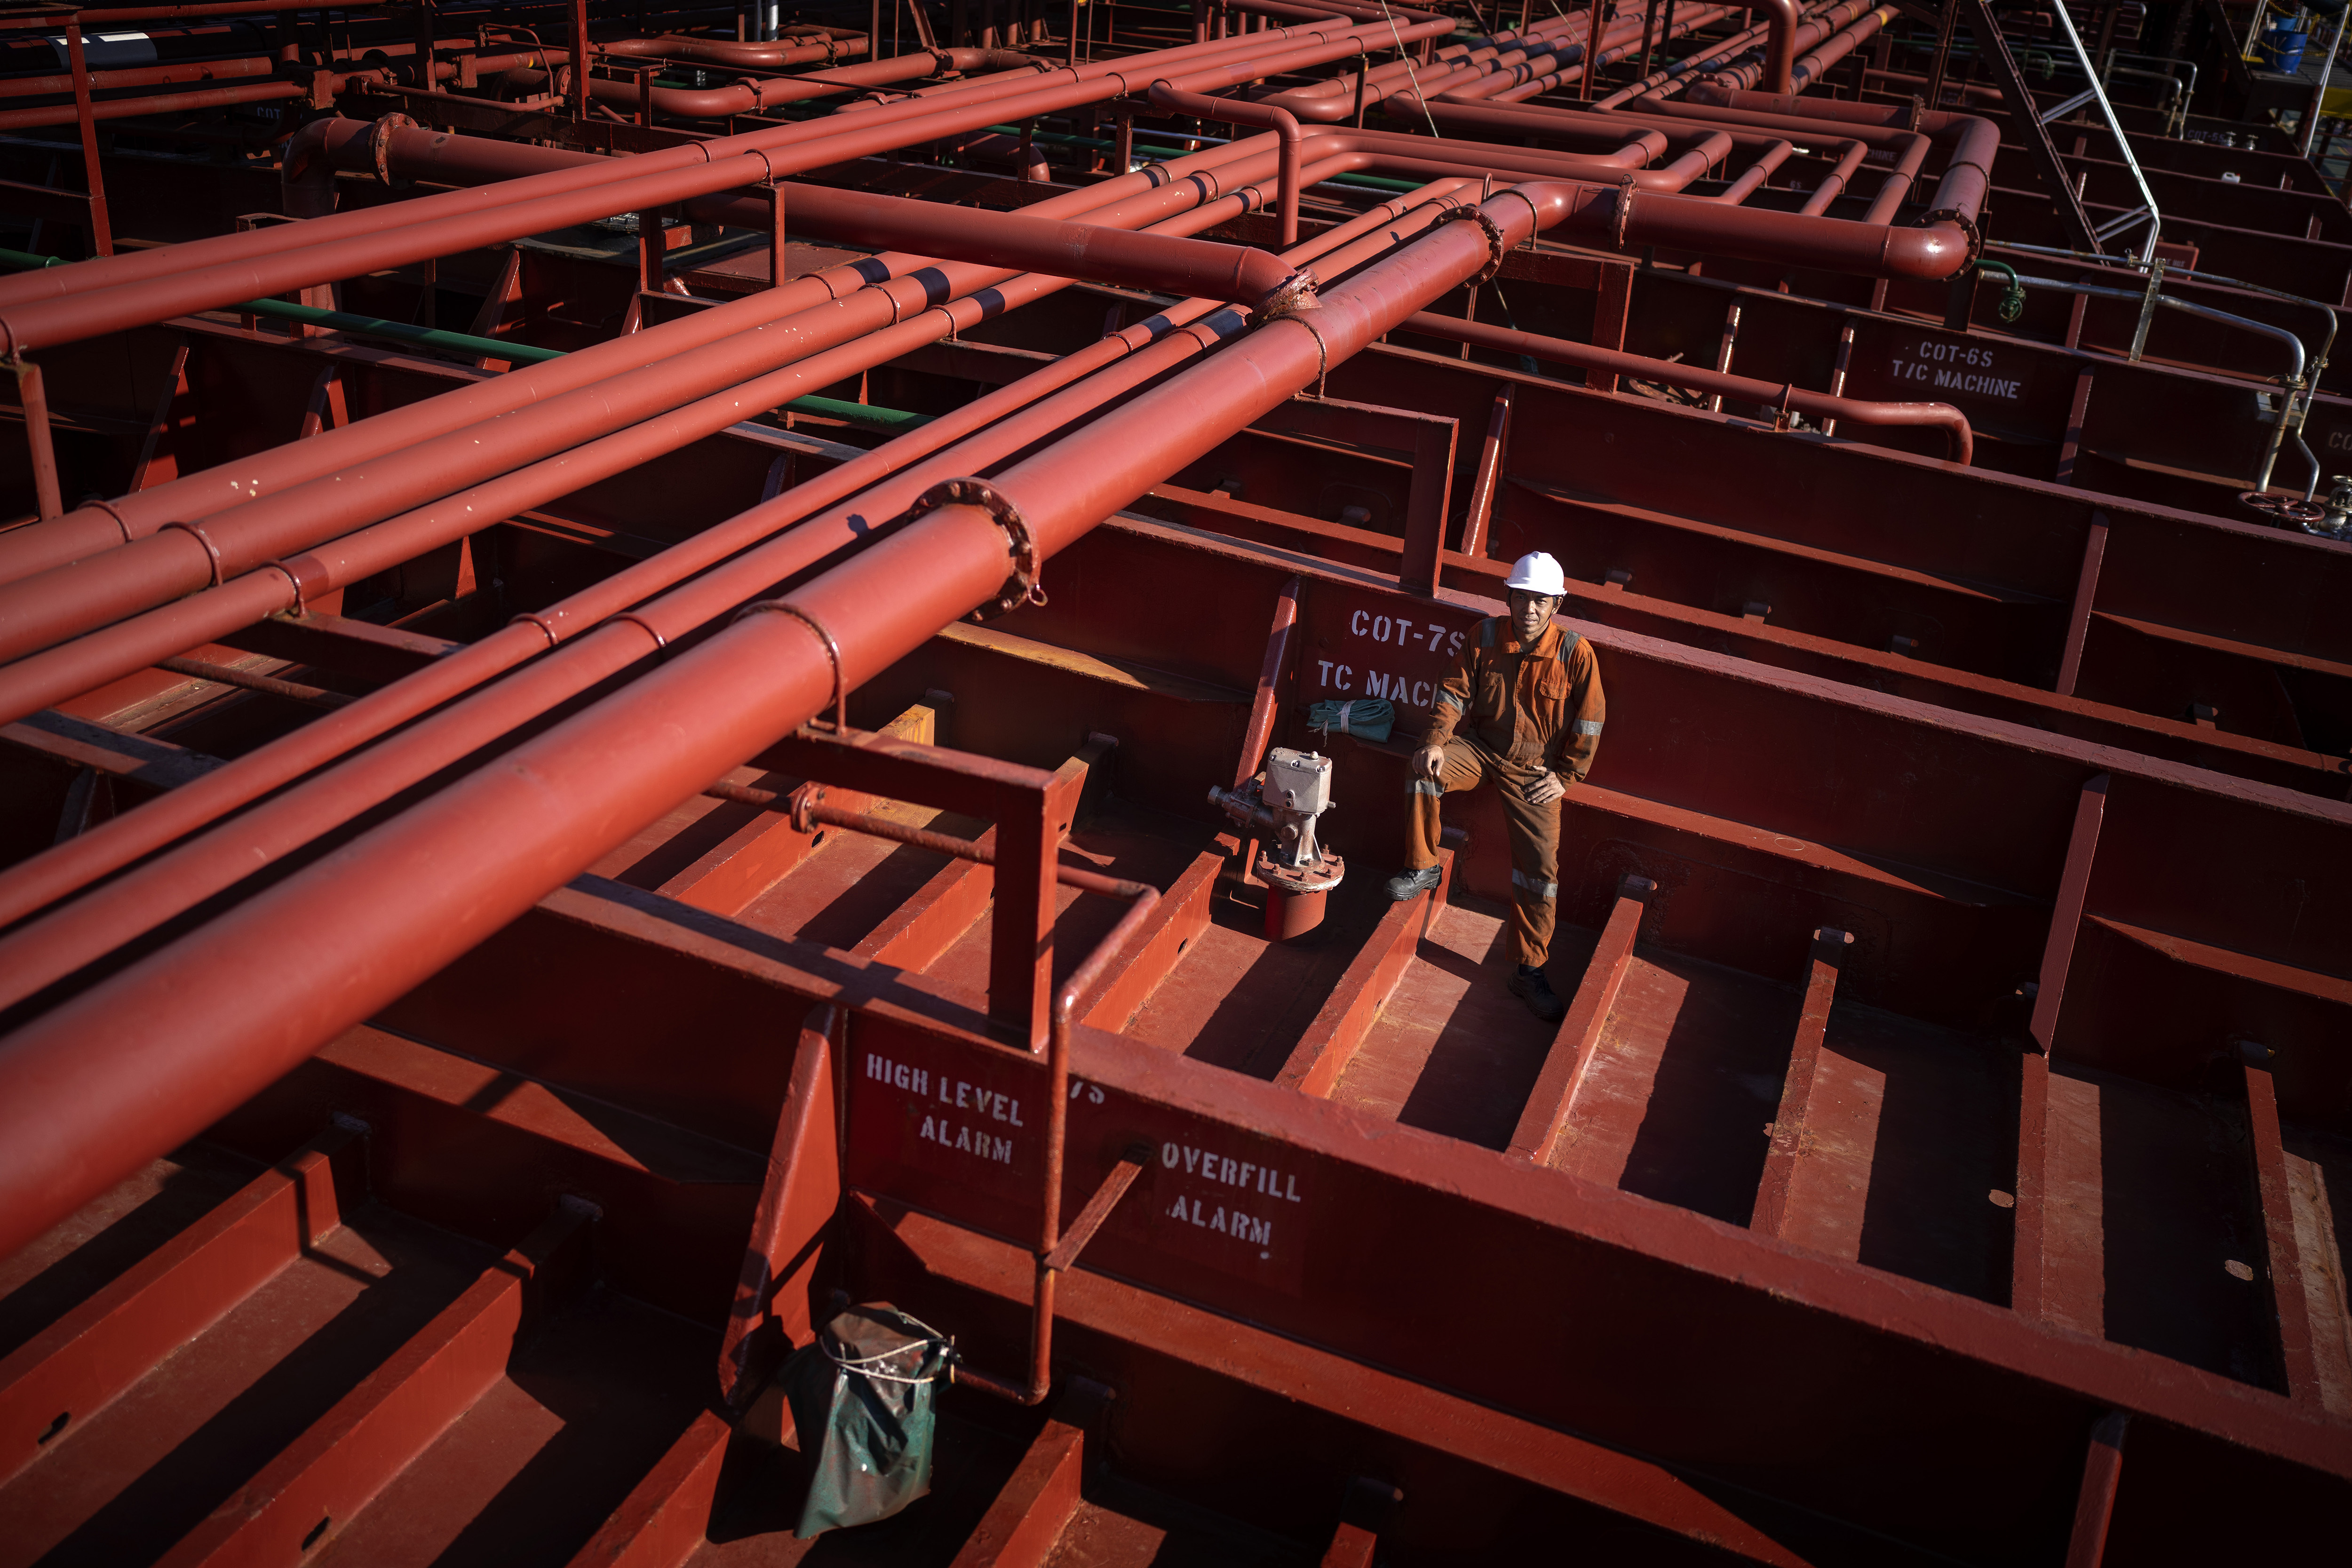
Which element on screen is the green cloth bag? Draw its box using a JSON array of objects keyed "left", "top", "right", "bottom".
[
  {"left": 782, "top": 1304, "right": 951, "bottom": 1539},
  {"left": 1307, "top": 696, "right": 1395, "bottom": 743}
]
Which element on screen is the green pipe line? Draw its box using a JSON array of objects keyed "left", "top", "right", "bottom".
[
  {"left": 0, "top": 245, "right": 929, "bottom": 432},
  {"left": 1974, "top": 258, "right": 2027, "bottom": 324}
]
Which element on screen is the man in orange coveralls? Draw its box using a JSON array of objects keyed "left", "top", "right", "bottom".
[{"left": 1384, "top": 551, "right": 1605, "bottom": 1023}]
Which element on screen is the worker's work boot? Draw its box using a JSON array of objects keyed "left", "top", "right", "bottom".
[
  {"left": 1508, "top": 965, "right": 1566, "bottom": 1024},
  {"left": 1384, "top": 865, "right": 1442, "bottom": 901}
]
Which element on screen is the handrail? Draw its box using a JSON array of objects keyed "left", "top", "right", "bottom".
[
  {"left": 2043, "top": 0, "right": 2163, "bottom": 262},
  {"left": 702, "top": 772, "right": 1164, "bottom": 1408},
  {"left": 2009, "top": 271, "right": 2317, "bottom": 496}
]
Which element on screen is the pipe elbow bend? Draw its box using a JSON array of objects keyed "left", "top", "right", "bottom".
[
  {"left": 279, "top": 114, "right": 353, "bottom": 220},
  {"left": 1882, "top": 221, "right": 1975, "bottom": 281},
  {"left": 1757, "top": 0, "right": 1802, "bottom": 94}
]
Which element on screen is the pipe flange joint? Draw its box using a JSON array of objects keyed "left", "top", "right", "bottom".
[
  {"left": 909, "top": 477, "right": 1044, "bottom": 621},
  {"left": 1917, "top": 207, "right": 1983, "bottom": 268},
  {"left": 787, "top": 780, "right": 826, "bottom": 834},
  {"left": 1434, "top": 204, "right": 1507, "bottom": 285},
  {"left": 1610, "top": 176, "right": 1638, "bottom": 253},
  {"left": 369, "top": 112, "right": 417, "bottom": 190},
  {"left": 1248, "top": 268, "right": 1319, "bottom": 327}
]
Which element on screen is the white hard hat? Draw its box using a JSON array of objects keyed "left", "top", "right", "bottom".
[{"left": 1505, "top": 551, "right": 1565, "bottom": 597}]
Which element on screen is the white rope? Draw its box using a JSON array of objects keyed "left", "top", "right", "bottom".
[
  {"left": 823, "top": 1341, "right": 941, "bottom": 1385},
  {"left": 1375, "top": 0, "right": 1447, "bottom": 139}
]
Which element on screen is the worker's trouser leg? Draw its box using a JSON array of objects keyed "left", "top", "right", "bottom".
[{"left": 1406, "top": 737, "right": 1561, "bottom": 967}]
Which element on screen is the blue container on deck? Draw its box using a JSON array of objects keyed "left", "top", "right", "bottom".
[{"left": 2262, "top": 22, "right": 2309, "bottom": 73}]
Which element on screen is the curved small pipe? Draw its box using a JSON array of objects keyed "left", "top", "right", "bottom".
[
  {"left": 1399, "top": 310, "right": 1974, "bottom": 464},
  {"left": 1151, "top": 80, "right": 1303, "bottom": 246}
]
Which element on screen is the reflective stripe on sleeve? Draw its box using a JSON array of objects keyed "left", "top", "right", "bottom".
[
  {"left": 1435, "top": 688, "right": 1466, "bottom": 711},
  {"left": 1573, "top": 719, "right": 1603, "bottom": 735}
]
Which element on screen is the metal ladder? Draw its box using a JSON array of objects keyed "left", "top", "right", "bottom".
[
  {"left": 1960, "top": 0, "right": 2163, "bottom": 263},
  {"left": 2035, "top": 0, "right": 2166, "bottom": 260}
]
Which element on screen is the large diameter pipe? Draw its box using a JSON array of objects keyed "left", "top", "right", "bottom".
[
  {"left": 0, "top": 117, "right": 1602, "bottom": 597},
  {"left": 771, "top": 182, "right": 1299, "bottom": 304},
  {"left": 1402, "top": 311, "right": 1972, "bottom": 461},
  {"left": 596, "top": 32, "right": 871, "bottom": 66},
  {"left": 0, "top": 16, "right": 1420, "bottom": 309},
  {"left": 507, "top": 46, "right": 1038, "bottom": 119},
  {"left": 0, "top": 53, "right": 978, "bottom": 310},
  {"left": 0, "top": 199, "right": 1293, "bottom": 671},
  {"left": 0, "top": 15, "right": 1454, "bottom": 351},
  {"left": 0, "top": 183, "right": 1548, "bottom": 1269},
  {"left": 0, "top": 225, "right": 1289, "bottom": 677},
  {"left": 0, "top": 167, "right": 1322, "bottom": 724},
  {"left": 0, "top": 115, "right": 1330, "bottom": 597},
  {"left": 0, "top": 183, "right": 1468, "bottom": 999},
  {"left": 0, "top": 162, "right": 1461, "bottom": 738},
  {"left": 0, "top": 76, "right": 302, "bottom": 130}
]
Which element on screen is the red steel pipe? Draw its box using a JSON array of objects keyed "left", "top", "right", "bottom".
[
  {"left": 1149, "top": 81, "right": 1303, "bottom": 246},
  {"left": 0, "top": 179, "right": 1461, "bottom": 942},
  {"left": 0, "top": 183, "right": 1463, "bottom": 954},
  {"left": 0, "top": 76, "right": 303, "bottom": 129},
  {"left": 1439, "top": 5, "right": 1736, "bottom": 102},
  {"left": 0, "top": 118, "right": 1451, "bottom": 599},
  {"left": 0, "top": 194, "right": 1294, "bottom": 673},
  {"left": 0, "top": 160, "right": 1335, "bottom": 720},
  {"left": 0, "top": 43, "right": 556, "bottom": 129},
  {"left": 0, "top": 184, "right": 1541, "bottom": 1264},
  {"left": 0, "top": 16, "right": 1422, "bottom": 309},
  {"left": 1595, "top": 7, "right": 1781, "bottom": 107},
  {"left": 0, "top": 12, "right": 1453, "bottom": 344},
  {"left": 0, "top": 120, "right": 1611, "bottom": 612},
  {"left": 1402, "top": 310, "right": 1973, "bottom": 461},
  {"left": 1753, "top": 0, "right": 1800, "bottom": 93},
  {"left": 503, "top": 46, "right": 1032, "bottom": 119},
  {"left": 0, "top": 51, "right": 276, "bottom": 98},
  {"left": 596, "top": 32, "right": 870, "bottom": 66},
  {"left": 1254, "top": 11, "right": 1587, "bottom": 119},
  {"left": 1686, "top": 0, "right": 1883, "bottom": 94}
]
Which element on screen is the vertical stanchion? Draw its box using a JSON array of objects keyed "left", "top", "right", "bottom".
[
  {"left": 13, "top": 358, "right": 64, "bottom": 521},
  {"left": 62, "top": 19, "right": 112, "bottom": 256},
  {"left": 569, "top": 0, "right": 588, "bottom": 119}
]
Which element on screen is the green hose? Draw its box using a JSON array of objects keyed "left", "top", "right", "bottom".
[
  {"left": 1976, "top": 259, "right": 2027, "bottom": 325},
  {"left": 0, "top": 245, "right": 930, "bottom": 433}
]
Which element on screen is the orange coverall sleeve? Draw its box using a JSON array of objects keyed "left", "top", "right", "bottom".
[
  {"left": 1422, "top": 629, "right": 1482, "bottom": 749},
  {"left": 1548, "top": 636, "right": 1606, "bottom": 782}
]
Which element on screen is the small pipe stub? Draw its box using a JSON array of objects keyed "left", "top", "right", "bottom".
[{"left": 905, "top": 477, "right": 1045, "bottom": 621}]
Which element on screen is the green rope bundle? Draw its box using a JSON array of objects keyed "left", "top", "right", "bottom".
[{"left": 1307, "top": 697, "right": 1394, "bottom": 743}]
